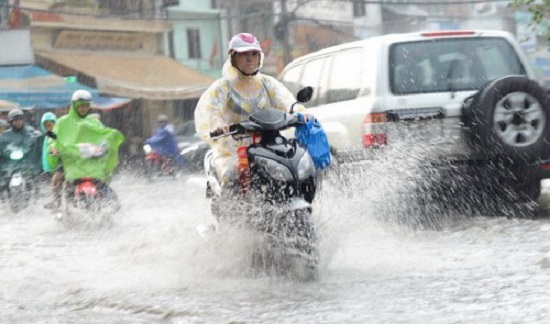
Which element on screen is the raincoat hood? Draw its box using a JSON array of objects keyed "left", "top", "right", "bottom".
[
  {"left": 70, "top": 100, "right": 92, "bottom": 119},
  {"left": 40, "top": 112, "right": 57, "bottom": 132},
  {"left": 223, "top": 55, "right": 264, "bottom": 80}
]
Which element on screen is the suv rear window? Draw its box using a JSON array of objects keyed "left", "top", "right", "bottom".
[{"left": 389, "top": 37, "right": 526, "bottom": 95}]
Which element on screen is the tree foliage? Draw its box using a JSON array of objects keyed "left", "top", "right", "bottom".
[{"left": 512, "top": 0, "right": 550, "bottom": 35}]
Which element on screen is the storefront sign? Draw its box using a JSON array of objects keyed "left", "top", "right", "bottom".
[
  {"left": 53, "top": 30, "right": 143, "bottom": 51},
  {"left": 294, "top": 0, "right": 352, "bottom": 22}
]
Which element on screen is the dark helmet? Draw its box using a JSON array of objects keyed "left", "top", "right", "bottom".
[{"left": 7, "top": 108, "right": 24, "bottom": 122}]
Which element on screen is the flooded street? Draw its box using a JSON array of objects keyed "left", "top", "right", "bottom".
[{"left": 1, "top": 172, "right": 550, "bottom": 323}]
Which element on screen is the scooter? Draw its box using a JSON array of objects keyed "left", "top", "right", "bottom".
[
  {"left": 1, "top": 147, "right": 36, "bottom": 213},
  {"left": 203, "top": 87, "right": 319, "bottom": 279},
  {"left": 142, "top": 144, "right": 177, "bottom": 180},
  {"left": 47, "top": 139, "right": 120, "bottom": 228}
]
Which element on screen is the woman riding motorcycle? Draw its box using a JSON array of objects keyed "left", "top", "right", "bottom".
[{"left": 194, "top": 33, "right": 310, "bottom": 190}]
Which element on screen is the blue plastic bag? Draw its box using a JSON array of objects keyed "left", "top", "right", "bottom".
[{"left": 295, "top": 116, "right": 331, "bottom": 170}]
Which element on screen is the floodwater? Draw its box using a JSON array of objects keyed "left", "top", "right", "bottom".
[{"left": 1, "top": 170, "right": 550, "bottom": 323}]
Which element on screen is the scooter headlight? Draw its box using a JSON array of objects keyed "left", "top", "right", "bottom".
[
  {"left": 10, "top": 150, "right": 23, "bottom": 160},
  {"left": 143, "top": 144, "right": 152, "bottom": 154},
  {"left": 298, "top": 153, "right": 315, "bottom": 180},
  {"left": 255, "top": 157, "right": 293, "bottom": 181}
]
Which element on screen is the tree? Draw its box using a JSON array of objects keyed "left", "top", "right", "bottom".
[{"left": 512, "top": 0, "right": 550, "bottom": 40}]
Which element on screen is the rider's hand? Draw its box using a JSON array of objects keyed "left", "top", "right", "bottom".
[
  {"left": 302, "top": 114, "right": 314, "bottom": 122},
  {"left": 296, "top": 113, "right": 314, "bottom": 122},
  {"left": 216, "top": 125, "right": 230, "bottom": 135},
  {"left": 50, "top": 148, "right": 59, "bottom": 156}
]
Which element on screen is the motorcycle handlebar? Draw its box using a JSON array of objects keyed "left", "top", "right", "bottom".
[
  {"left": 209, "top": 129, "right": 224, "bottom": 138},
  {"left": 209, "top": 124, "right": 240, "bottom": 138}
]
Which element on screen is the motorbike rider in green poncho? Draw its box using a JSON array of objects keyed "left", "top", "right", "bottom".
[
  {"left": 46, "top": 90, "right": 125, "bottom": 210},
  {"left": 0, "top": 109, "right": 41, "bottom": 194}
]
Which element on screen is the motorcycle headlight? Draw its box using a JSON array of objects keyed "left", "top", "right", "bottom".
[
  {"left": 255, "top": 157, "right": 293, "bottom": 181},
  {"left": 10, "top": 150, "right": 23, "bottom": 160},
  {"left": 298, "top": 153, "right": 315, "bottom": 180},
  {"left": 143, "top": 144, "right": 152, "bottom": 154}
]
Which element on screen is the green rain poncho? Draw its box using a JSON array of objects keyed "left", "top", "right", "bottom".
[
  {"left": 40, "top": 112, "right": 57, "bottom": 173},
  {"left": 48, "top": 104, "right": 124, "bottom": 183}
]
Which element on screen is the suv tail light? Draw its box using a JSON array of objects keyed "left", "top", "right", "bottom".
[{"left": 363, "top": 113, "right": 387, "bottom": 147}]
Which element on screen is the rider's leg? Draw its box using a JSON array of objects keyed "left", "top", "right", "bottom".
[{"left": 48, "top": 169, "right": 64, "bottom": 210}]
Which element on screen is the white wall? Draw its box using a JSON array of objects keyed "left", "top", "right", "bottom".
[{"left": 0, "top": 30, "right": 34, "bottom": 65}]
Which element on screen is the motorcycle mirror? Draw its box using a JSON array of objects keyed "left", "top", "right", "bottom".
[
  {"left": 290, "top": 87, "right": 314, "bottom": 114},
  {"left": 10, "top": 150, "right": 24, "bottom": 160},
  {"left": 297, "top": 86, "right": 314, "bottom": 103}
]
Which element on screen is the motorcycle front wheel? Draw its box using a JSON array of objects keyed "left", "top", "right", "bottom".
[
  {"left": 8, "top": 183, "right": 32, "bottom": 214},
  {"left": 255, "top": 208, "right": 320, "bottom": 281}
]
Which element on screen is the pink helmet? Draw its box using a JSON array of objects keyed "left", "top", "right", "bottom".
[{"left": 228, "top": 33, "right": 263, "bottom": 54}]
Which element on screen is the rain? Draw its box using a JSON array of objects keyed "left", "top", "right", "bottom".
[{"left": 2, "top": 0, "right": 550, "bottom": 323}]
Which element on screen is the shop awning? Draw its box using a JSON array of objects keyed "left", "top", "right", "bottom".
[
  {"left": 36, "top": 52, "right": 215, "bottom": 100},
  {"left": 0, "top": 65, "right": 132, "bottom": 110},
  {"left": 0, "top": 99, "right": 19, "bottom": 111}
]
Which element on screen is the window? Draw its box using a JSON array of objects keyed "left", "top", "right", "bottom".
[
  {"left": 327, "top": 49, "right": 363, "bottom": 104},
  {"left": 353, "top": 0, "right": 366, "bottom": 17},
  {"left": 389, "top": 38, "right": 526, "bottom": 95},
  {"left": 280, "top": 64, "right": 304, "bottom": 96},
  {"left": 300, "top": 57, "right": 329, "bottom": 107},
  {"left": 187, "top": 29, "right": 202, "bottom": 59}
]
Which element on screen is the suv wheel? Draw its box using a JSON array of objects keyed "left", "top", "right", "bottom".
[{"left": 467, "top": 76, "right": 550, "bottom": 162}]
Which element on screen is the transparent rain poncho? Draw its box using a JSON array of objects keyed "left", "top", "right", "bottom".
[{"left": 195, "top": 59, "right": 305, "bottom": 187}]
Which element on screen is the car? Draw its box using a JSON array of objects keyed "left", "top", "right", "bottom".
[{"left": 279, "top": 30, "right": 550, "bottom": 210}]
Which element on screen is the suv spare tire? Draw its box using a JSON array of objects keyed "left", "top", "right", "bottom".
[{"left": 466, "top": 75, "right": 550, "bottom": 162}]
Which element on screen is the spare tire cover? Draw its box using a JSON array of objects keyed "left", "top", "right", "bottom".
[{"left": 467, "top": 75, "right": 550, "bottom": 162}]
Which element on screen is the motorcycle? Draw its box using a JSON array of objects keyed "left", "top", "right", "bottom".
[
  {"left": 46, "top": 134, "right": 121, "bottom": 228},
  {"left": 58, "top": 176, "right": 120, "bottom": 228},
  {"left": 203, "top": 87, "right": 319, "bottom": 280},
  {"left": 178, "top": 135, "right": 210, "bottom": 173},
  {"left": 142, "top": 144, "right": 177, "bottom": 180},
  {"left": 175, "top": 121, "right": 210, "bottom": 173},
  {"left": 0, "top": 147, "right": 36, "bottom": 213}
]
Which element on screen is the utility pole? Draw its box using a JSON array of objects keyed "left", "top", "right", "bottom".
[{"left": 280, "top": 0, "right": 291, "bottom": 65}]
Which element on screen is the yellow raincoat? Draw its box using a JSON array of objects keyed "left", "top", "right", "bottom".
[{"left": 195, "top": 59, "right": 306, "bottom": 187}]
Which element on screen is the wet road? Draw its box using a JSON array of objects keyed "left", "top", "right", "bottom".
[{"left": 1, "top": 172, "right": 550, "bottom": 323}]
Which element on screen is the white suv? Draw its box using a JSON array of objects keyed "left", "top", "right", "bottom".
[{"left": 280, "top": 30, "right": 550, "bottom": 205}]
